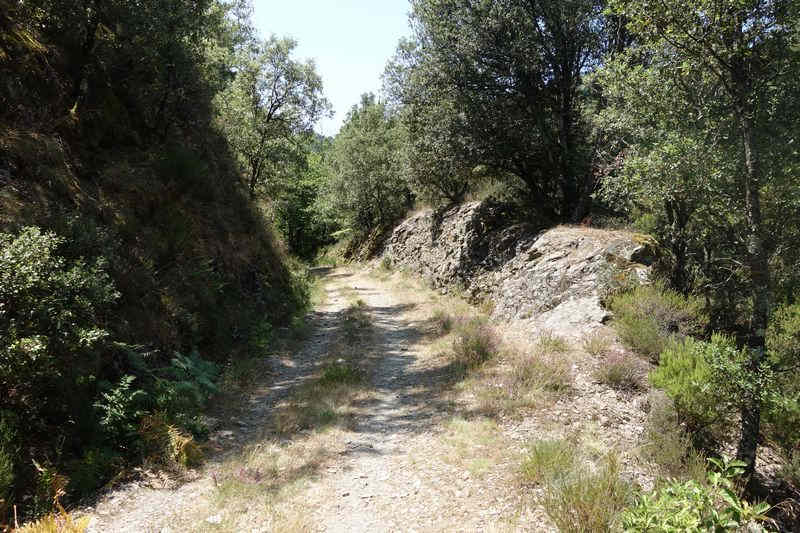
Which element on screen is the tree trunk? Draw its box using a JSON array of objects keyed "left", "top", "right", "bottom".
[{"left": 732, "top": 71, "right": 770, "bottom": 477}]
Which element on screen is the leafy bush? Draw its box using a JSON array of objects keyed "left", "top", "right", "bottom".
[
  {"left": 451, "top": 317, "right": 499, "bottom": 368},
  {"left": 621, "top": 457, "right": 771, "bottom": 532},
  {"left": 594, "top": 353, "right": 645, "bottom": 392},
  {"left": 610, "top": 284, "right": 707, "bottom": 362},
  {"left": 765, "top": 302, "right": 800, "bottom": 455},
  {"left": 154, "top": 351, "right": 220, "bottom": 425},
  {"left": 0, "top": 227, "right": 120, "bottom": 511}
]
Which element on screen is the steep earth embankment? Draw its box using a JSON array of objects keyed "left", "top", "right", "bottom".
[{"left": 382, "top": 201, "right": 655, "bottom": 336}]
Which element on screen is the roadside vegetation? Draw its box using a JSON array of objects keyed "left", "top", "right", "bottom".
[{"left": 3, "top": 0, "right": 799, "bottom": 528}]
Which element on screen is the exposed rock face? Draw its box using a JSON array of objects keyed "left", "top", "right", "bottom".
[{"left": 382, "top": 201, "right": 652, "bottom": 336}]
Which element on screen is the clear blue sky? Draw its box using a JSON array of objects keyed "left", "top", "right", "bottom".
[{"left": 251, "top": 1, "right": 412, "bottom": 137}]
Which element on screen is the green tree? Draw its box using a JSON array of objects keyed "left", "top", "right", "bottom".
[
  {"left": 319, "top": 94, "right": 411, "bottom": 239},
  {"left": 388, "top": 0, "right": 616, "bottom": 219},
  {"left": 598, "top": 0, "right": 800, "bottom": 472},
  {"left": 215, "top": 36, "right": 330, "bottom": 198}
]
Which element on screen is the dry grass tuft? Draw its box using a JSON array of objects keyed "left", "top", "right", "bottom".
[
  {"left": 535, "top": 330, "right": 571, "bottom": 354},
  {"left": 593, "top": 352, "right": 646, "bottom": 392},
  {"left": 542, "top": 453, "right": 633, "bottom": 533},
  {"left": 439, "top": 417, "right": 505, "bottom": 477},
  {"left": 520, "top": 439, "right": 577, "bottom": 485},
  {"left": 581, "top": 330, "right": 613, "bottom": 356},
  {"left": 430, "top": 308, "right": 454, "bottom": 336},
  {"left": 17, "top": 512, "right": 90, "bottom": 533},
  {"left": 451, "top": 316, "right": 500, "bottom": 369}
]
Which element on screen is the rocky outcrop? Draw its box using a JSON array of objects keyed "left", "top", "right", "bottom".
[{"left": 382, "top": 201, "right": 653, "bottom": 336}]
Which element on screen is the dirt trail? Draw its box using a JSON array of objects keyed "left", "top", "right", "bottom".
[{"left": 85, "top": 267, "right": 531, "bottom": 532}]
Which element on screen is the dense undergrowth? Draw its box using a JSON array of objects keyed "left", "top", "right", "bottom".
[{"left": 0, "top": 0, "right": 313, "bottom": 524}]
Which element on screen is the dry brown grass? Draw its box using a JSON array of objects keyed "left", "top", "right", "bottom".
[{"left": 438, "top": 417, "right": 507, "bottom": 478}]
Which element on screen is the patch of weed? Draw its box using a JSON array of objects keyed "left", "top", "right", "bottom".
[
  {"left": 536, "top": 330, "right": 570, "bottom": 354},
  {"left": 593, "top": 353, "right": 645, "bottom": 392},
  {"left": 431, "top": 308, "right": 453, "bottom": 336},
  {"left": 451, "top": 317, "right": 499, "bottom": 368},
  {"left": 520, "top": 439, "right": 577, "bottom": 485},
  {"left": 542, "top": 454, "right": 633, "bottom": 533},
  {"left": 639, "top": 391, "right": 706, "bottom": 481},
  {"left": 582, "top": 331, "right": 612, "bottom": 356}
]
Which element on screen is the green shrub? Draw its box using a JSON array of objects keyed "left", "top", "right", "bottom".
[
  {"left": 609, "top": 284, "right": 707, "bottom": 362},
  {"left": 594, "top": 353, "right": 645, "bottom": 392},
  {"left": 0, "top": 227, "right": 120, "bottom": 511},
  {"left": 154, "top": 351, "right": 220, "bottom": 424},
  {"left": 451, "top": 317, "right": 499, "bottom": 368},
  {"left": 649, "top": 335, "right": 734, "bottom": 435},
  {"left": 765, "top": 302, "right": 800, "bottom": 454},
  {"left": 543, "top": 454, "right": 633, "bottom": 533},
  {"left": 94, "top": 375, "right": 149, "bottom": 449},
  {"left": 621, "top": 457, "right": 771, "bottom": 532}
]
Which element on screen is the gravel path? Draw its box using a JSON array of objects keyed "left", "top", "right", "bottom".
[{"left": 84, "top": 267, "right": 533, "bottom": 532}]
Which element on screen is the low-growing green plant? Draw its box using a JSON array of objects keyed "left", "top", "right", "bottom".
[
  {"left": 543, "top": 454, "right": 634, "bottom": 533},
  {"left": 621, "top": 457, "right": 772, "bottom": 532},
  {"left": 451, "top": 317, "right": 499, "bottom": 368},
  {"left": 319, "top": 362, "right": 363, "bottom": 386},
  {"left": 609, "top": 284, "right": 707, "bottom": 362},
  {"left": 594, "top": 353, "right": 645, "bottom": 392},
  {"left": 520, "top": 439, "right": 577, "bottom": 485},
  {"left": 94, "top": 375, "right": 149, "bottom": 450}
]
